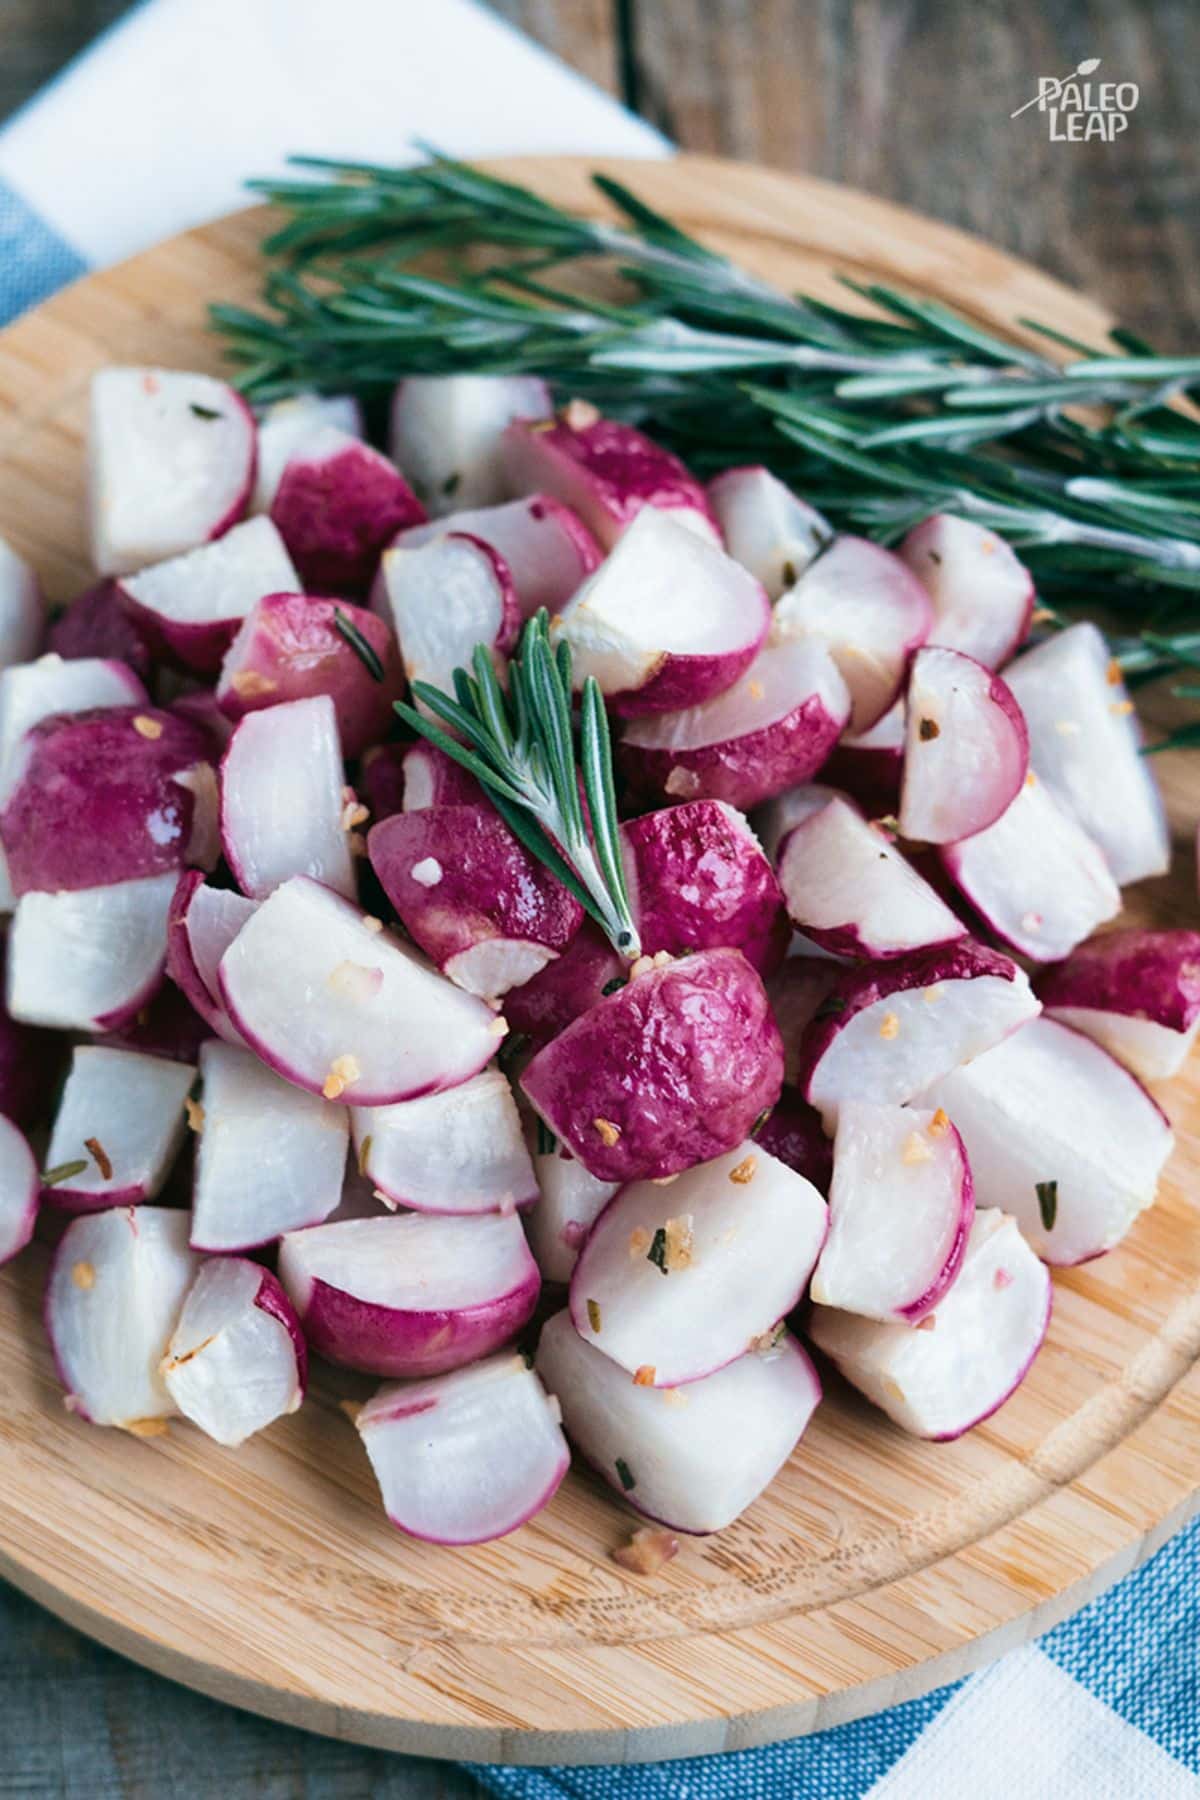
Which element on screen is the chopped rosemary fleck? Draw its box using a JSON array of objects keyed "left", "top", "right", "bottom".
[
  {"left": 1036, "top": 1179, "right": 1059, "bottom": 1231},
  {"left": 42, "top": 1160, "right": 88, "bottom": 1187},
  {"left": 586, "top": 1298, "right": 602, "bottom": 1333},
  {"left": 647, "top": 1228, "right": 669, "bottom": 1275},
  {"left": 333, "top": 607, "right": 385, "bottom": 682},
  {"left": 188, "top": 402, "right": 221, "bottom": 421},
  {"left": 615, "top": 1457, "right": 636, "bottom": 1491},
  {"left": 601, "top": 976, "right": 627, "bottom": 997},
  {"left": 84, "top": 1137, "right": 113, "bottom": 1181},
  {"left": 536, "top": 1118, "right": 557, "bottom": 1155}
]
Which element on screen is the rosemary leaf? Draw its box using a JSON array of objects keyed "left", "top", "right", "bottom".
[{"left": 333, "top": 607, "right": 385, "bottom": 681}]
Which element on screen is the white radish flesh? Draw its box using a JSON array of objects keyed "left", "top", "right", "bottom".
[
  {"left": 898, "top": 514, "right": 1034, "bottom": 668},
  {"left": 753, "top": 783, "right": 840, "bottom": 864},
  {"left": 42, "top": 1045, "right": 194, "bottom": 1212},
  {"left": 776, "top": 795, "right": 965, "bottom": 960},
  {"left": 811, "top": 1209, "right": 1051, "bottom": 1439},
  {"left": 277, "top": 1212, "right": 540, "bottom": 1377},
  {"left": 87, "top": 368, "right": 255, "bottom": 577},
  {"left": 352, "top": 1068, "right": 538, "bottom": 1215},
  {"left": 569, "top": 1143, "right": 827, "bottom": 1385},
  {"left": 165, "top": 873, "right": 255, "bottom": 1045},
  {"left": 523, "top": 1119, "right": 618, "bottom": 1284},
  {"left": 550, "top": 508, "right": 768, "bottom": 716},
  {"left": 537, "top": 1309, "right": 821, "bottom": 1533},
  {"left": 798, "top": 940, "right": 1041, "bottom": 1130},
  {"left": 219, "top": 876, "right": 501, "bottom": 1105},
  {"left": 1003, "top": 622, "right": 1169, "bottom": 885},
  {"left": 810, "top": 1101, "right": 973, "bottom": 1322},
  {"left": 941, "top": 775, "right": 1120, "bottom": 962},
  {"left": 252, "top": 392, "right": 363, "bottom": 512},
  {"left": 899, "top": 647, "right": 1029, "bottom": 844},
  {"left": 707, "top": 466, "right": 832, "bottom": 600},
  {"left": 46, "top": 1206, "right": 200, "bottom": 1427},
  {"left": 8, "top": 873, "right": 176, "bottom": 1031},
  {"left": 391, "top": 493, "right": 601, "bottom": 616},
  {"left": 119, "top": 516, "right": 300, "bottom": 673},
  {"left": 191, "top": 1040, "right": 349, "bottom": 1251},
  {"left": 381, "top": 532, "right": 518, "bottom": 709},
  {"left": 220, "top": 694, "right": 355, "bottom": 901},
  {"left": 162, "top": 1259, "right": 306, "bottom": 1446},
  {"left": 1035, "top": 928, "right": 1200, "bottom": 1082},
  {"left": 771, "top": 535, "right": 932, "bottom": 733},
  {"left": 390, "top": 375, "right": 552, "bottom": 515},
  {"left": 356, "top": 1354, "right": 569, "bottom": 1544},
  {"left": 920, "top": 1016, "right": 1173, "bottom": 1265},
  {"left": 0, "top": 536, "right": 42, "bottom": 668},
  {"left": 0, "top": 1115, "right": 38, "bottom": 1266}
]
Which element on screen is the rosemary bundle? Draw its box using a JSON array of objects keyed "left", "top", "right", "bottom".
[{"left": 210, "top": 151, "right": 1200, "bottom": 733}]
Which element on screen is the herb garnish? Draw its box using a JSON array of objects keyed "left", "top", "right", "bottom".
[
  {"left": 42, "top": 1160, "right": 88, "bottom": 1188},
  {"left": 536, "top": 1119, "right": 557, "bottom": 1155},
  {"left": 647, "top": 1228, "right": 669, "bottom": 1275},
  {"left": 188, "top": 402, "right": 222, "bottom": 421},
  {"left": 615, "top": 1457, "right": 636, "bottom": 1491},
  {"left": 1036, "top": 1179, "right": 1059, "bottom": 1231},
  {"left": 333, "top": 607, "right": 385, "bottom": 682}
]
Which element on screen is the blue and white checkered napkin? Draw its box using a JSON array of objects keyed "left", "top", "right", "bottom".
[{"left": 2, "top": 5, "right": 1198, "bottom": 1792}]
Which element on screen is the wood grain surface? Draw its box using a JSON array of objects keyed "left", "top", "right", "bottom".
[{"left": 1, "top": 156, "right": 1199, "bottom": 1776}]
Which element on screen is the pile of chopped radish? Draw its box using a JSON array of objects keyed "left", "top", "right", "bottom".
[{"left": 0, "top": 367, "right": 1185, "bottom": 1555}]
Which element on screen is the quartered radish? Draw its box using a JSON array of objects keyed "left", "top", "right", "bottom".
[
  {"left": 355, "top": 1353, "right": 569, "bottom": 1544},
  {"left": 537, "top": 1308, "right": 821, "bottom": 1533},
  {"left": 218, "top": 876, "right": 501, "bottom": 1105},
  {"left": 570, "top": 1142, "right": 826, "bottom": 1385},
  {"left": 42, "top": 1045, "right": 194, "bottom": 1213},
  {"left": 380, "top": 532, "right": 519, "bottom": 708},
  {"left": 619, "top": 800, "right": 788, "bottom": 976},
  {"left": 775, "top": 794, "right": 966, "bottom": 960},
  {"left": 46, "top": 1206, "right": 201, "bottom": 1428},
  {"left": 521, "top": 948, "right": 784, "bottom": 1183},
  {"left": 810, "top": 1209, "right": 1050, "bottom": 1439},
  {"left": 392, "top": 493, "right": 601, "bottom": 615},
  {"left": 352, "top": 1068, "right": 538, "bottom": 1215},
  {"left": 523, "top": 1118, "right": 619, "bottom": 1284},
  {"left": 797, "top": 939, "right": 1040, "bottom": 1130},
  {"left": 549, "top": 508, "right": 768, "bottom": 716},
  {"left": 252, "top": 392, "right": 363, "bottom": 512},
  {"left": 501, "top": 920, "right": 624, "bottom": 1047},
  {"left": 395, "top": 740, "right": 485, "bottom": 813},
  {"left": 899, "top": 647, "right": 1029, "bottom": 844},
  {"left": 270, "top": 426, "right": 426, "bottom": 593},
  {"left": 162, "top": 1259, "right": 307, "bottom": 1447},
  {"left": 754, "top": 1085, "right": 833, "bottom": 1193},
  {"left": 0, "top": 1115, "right": 38, "bottom": 1266},
  {"left": 390, "top": 374, "right": 552, "bottom": 514},
  {"left": 217, "top": 594, "right": 404, "bottom": 758},
  {"left": 118, "top": 516, "right": 300, "bottom": 674},
  {"left": 898, "top": 513, "right": 1034, "bottom": 668},
  {"left": 190, "top": 1040, "right": 349, "bottom": 1252},
  {"left": 220, "top": 695, "right": 356, "bottom": 901},
  {"left": 48, "top": 579, "right": 153, "bottom": 681},
  {"left": 810, "top": 1101, "right": 973, "bottom": 1322},
  {"left": 619, "top": 639, "right": 851, "bottom": 813},
  {"left": 87, "top": 368, "right": 255, "bottom": 577},
  {"left": 1003, "top": 622, "right": 1169, "bottom": 885},
  {"left": 502, "top": 409, "right": 719, "bottom": 549},
  {"left": 771, "top": 536, "right": 932, "bottom": 733},
  {"left": 941, "top": 774, "right": 1120, "bottom": 962},
  {"left": 165, "top": 873, "right": 256, "bottom": 1045},
  {"left": 920, "top": 1015, "right": 1173, "bottom": 1265},
  {"left": 0, "top": 535, "right": 42, "bottom": 669},
  {"left": 707, "top": 466, "right": 832, "bottom": 600},
  {"left": 369, "top": 805, "right": 583, "bottom": 1000},
  {"left": 8, "top": 873, "right": 176, "bottom": 1032},
  {"left": 824, "top": 699, "right": 905, "bottom": 814},
  {"left": 0, "top": 706, "right": 217, "bottom": 895},
  {"left": 0, "top": 654, "right": 147, "bottom": 814},
  {"left": 1035, "top": 928, "right": 1200, "bottom": 1082},
  {"left": 277, "top": 1212, "right": 540, "bottom": 1377}
]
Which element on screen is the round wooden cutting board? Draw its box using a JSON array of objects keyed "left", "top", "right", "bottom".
[{"left": 0, "top": 155, "right": 1198, "bottom": 1767}]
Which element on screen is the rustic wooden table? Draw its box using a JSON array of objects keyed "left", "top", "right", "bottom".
[{"left": 1, "top": 2, "right": 1197, "bottom": 1795}]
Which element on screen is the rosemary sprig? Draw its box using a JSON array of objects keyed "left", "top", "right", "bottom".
[
  {"left": 393, "top": 613, "right": 640, "bottom": 959},
  {"left": 333, "top": 606, "right": 385, "bottom": 681}
]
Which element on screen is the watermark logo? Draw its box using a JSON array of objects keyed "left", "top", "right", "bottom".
[{"left": 1012, "top": 58, "right": 1138, "bottom": 140}]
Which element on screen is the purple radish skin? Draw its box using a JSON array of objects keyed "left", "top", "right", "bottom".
[
  {"left": 1035, "top": 928, "right": 1200, "bottom": 1082},
  {"left": 252, "top": 392, "right": 363, "bottom": 513},
  {"left": 48, "top": 579, "right": 152, "bottom": 681},
  {"left": 270, "top": 426, "right": 426, "bottom": 594},
  {"left": 165, "top": 872, "right": 256, "bottom": 1046},
  {"left": 824, "top": 699, "right": 905, "bottom": 815},
  {"left": 118, "top": 516, "right": 299, "bottom": 674}
]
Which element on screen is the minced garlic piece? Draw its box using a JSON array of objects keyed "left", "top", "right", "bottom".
[
  {"left": 928, "top": 1108, "right": 951, "bottom": 1138},
  {"left": 185, "top": 1096, "right": 205, "bottom": 1133},
  {"left": 747, "top": 680, "right": 765, "bottom": 701},
  {"left": 132, "top": 714, "right": 163, "bottom": 740},
  {"left": 878, "top": 1011, "right": 900, "bottom": 1040},
  {"left": 661, "top": 1387, "right": 688, "bottom": 1408},
  {"left": 612, "top": 1526, "right": 679, "bottom": 1575},
  {"left": 728, "top": 1155, "right": 757, "bottom": 1185},
  {"left": 410, "top": 857, "right": 442, "bottom": 887},
  {"left": 363, "top": 915, "right": 384, "bottom": 934},
  {"left": 1111, "top": 698, "right": 1134, "bottom": 716},
  {"left": 633, "top": 1365, "right": 656, "bottom": 1386},
  {"left": 231, "top": 669, "right": 278, "bottom": 699},
  {"left": 663, "top": 1214, "right": 694, "bottom": 1271},
  {"left": 1054, "top": 719, "right": 1081, "bottom": 736},
  {"left": 123, "top": 1416, "right": 169, "bottom": 1438},
  {"left": 902, "top": 1131, "right": 932, "bottom": 1166},
  {"left": 1107, "top": 658, "right": 1123, "bottom": 686},
  {"left": 628, "top": 1227, "right": 652, "bottom": 1260},
  {"left": 916, "top": 1312, "right": 938, "bottom": 1332},
  {"left": 562, "top": 397, "right": 601, "bottom": 430},
  {"left": 593, "top": 1117, "right": 621, "bottom": 1147},
  {"left": 342, "top": 800, "right": 370, "bottom": 831},
  {"left": 922, "top": 984, "right": 945, "bottom": 1005},
  {"left": 1024, "top": 770, "right": 1037, "bottom": 789},
  {"left": 586, "top": 1298, "right": 602, "bottom": 1333},
  {"left": 323, "top": 1054, "right": 361, "bottom": 1100},
  {"left": 71, "top": 1261, "right": 95, "bottom": 1291}
]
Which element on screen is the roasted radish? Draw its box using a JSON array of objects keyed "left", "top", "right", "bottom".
[
  {"left": 501, "top": 921, "right": 624, "bottom": 1047},
  {"left": 619, "top": 800, "right": 787, "bottom": 976},
  {"left": 270, "top": 427, "right": 426, "bottom": 593},
  {"left": 707, "top": 466, "right": 832, "bottom": 600},
  {"left": 46, "top": 1206, "right": 200, "bottom": 1427},
  {"left": 0, "top": 1115, "right": 38, "bottom": 1266},
  {"left": 218, "top": 876, "right": 501, "bottom": 1105},
  {"left": 1035, "top": 928, "right": 1200, "bottom": 1082},
  {"left": 380, "top": 532, "right": 519, "bottom": 708},
  {"left": 390, "top": 374, "right": 551, "bottom": 514},
  {"left": 1003, "top": 622, "right": 1169, "bottom": 885},
  {"left": 48, "top": 579, "right": 152, "bottom": 681},
  {"left": 619, "top": 639, "right": 851, "bottom": 812},
  {"left": 570, "top": 1142, "right": 827, "bottom": 1385},
  {"left": 119, "top": 516, "right": 299, "bottom": 673},
  {"left": 0, "top": 654, "right": 146, "bottom": 811},
  {"left": 810, "top": 1209, "right": 1050, "bottom": 1439},
  {"left": 797, "top": 939, "right": 1040, "bottom": 1129},
  {"left": 221, "top": 694, "right": 356, "bottom": 902},
  {"left": 162, "top": 1259, "right": 307, "bottom": 1447},
  {"left": 355, "top": 1353, "right": 568, "bottom": 1543},
  {"left": 920, "top": 1015, "right": 1173, "bottom": 1265},
  {"left": 396, "top": 741, "right": 485, "bottom": 813},
  {"left": 0, "top": 536, "right": 42, "bottom": 669},
  {"left": 771, "top": 535, "right": 931, "bottom": 733},
  {"left": 899, "top": 647, "right": 1029, "bottom": 844},
  {"left": 42, "top": 1045, "right": 194, "bottom": 1212},
  {"left": 537, "top": 1309, "right": 821, "bottom": 1533},
  {"left": 252, "top": 392, "right": 363, "bottom": 512},
  {"left": 190, "top": 1040, "right": 349, "bottom": 1251},
  {"left": 810, "top": 1101, "right": 973, "bottom": 1322},
  {"left": 87, "top": 369, "right": 255, "bottom": 577},
  {"left": 277, "top": 1212, "right": 540, "bottom": 1377},
  {"left": 550, "top": 509, "right": 768, "bottom": 716},
  {"left": 393, "top": 493, "right": 601, "bottom": 615},
  {"left": 165, "top": 873, "right": 255, "bottom": 1046},
  {"left": 352, "top": 1068, "right": 537, "bottom": 1215},
  {"left": 521, "top": 948, "right": 784, "bottom": 1182},
  {"left": 898, "top": 514, "right": 1034, "bottom": 668},
  {"left": 8, "top": 873, "right": 176, "bottom": 1031}
]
